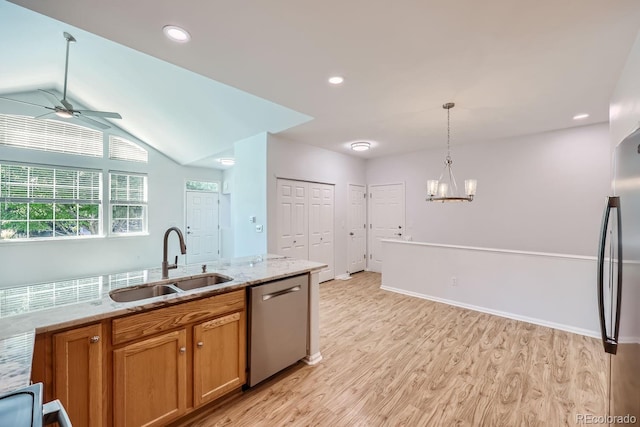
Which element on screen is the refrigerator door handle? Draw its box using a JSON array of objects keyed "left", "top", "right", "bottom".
[{"left": 596, "top": 196, "right": 621, "bottom": 355}]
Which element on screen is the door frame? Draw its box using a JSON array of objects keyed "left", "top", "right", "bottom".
[{"left": 347, "top": 182, "right": 368, "bottom": 274}]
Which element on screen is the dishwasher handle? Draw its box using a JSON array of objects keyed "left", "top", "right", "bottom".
[{"left": 262, "top": 285, "right": 301, "bottom": 301}]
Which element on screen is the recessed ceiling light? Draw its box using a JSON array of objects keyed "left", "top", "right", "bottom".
[
  {"left": 217, "top": 158, "right": 235, "bottom": 166},
  {"left": 163, "top": 25, "right": 191, "bottom": 43},
  {"left": 573, "top": 113, "right": 589, "bottom": 120},
  {"left": 328, "top": 76, "right": 344, "bottom": 85},
  {"left": 351, "top": 142, "right": 370, "bottom": 151}
]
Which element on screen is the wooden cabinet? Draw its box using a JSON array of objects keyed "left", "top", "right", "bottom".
[
  {"left": 193, "top": 311, "right": 246, "bottom": 406},
  {"left": 52, "top": 323, "right": 105, "bottom": 427},
  {"left": 32, "top": 289, "right": 246, "bottom": 427},
  {"left": 113, "top": 329, "right": 188, "bottom": 427},
  {"left": 111, "top": 289, "right": 246, "bottom": 425}
]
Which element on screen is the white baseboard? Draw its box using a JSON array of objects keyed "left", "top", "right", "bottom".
[
  {"left": 303, "top": 352, "right": 323, "bottom": 365},
  {"left": 381, "top": 285, "right": 601, "bottom": 339}
]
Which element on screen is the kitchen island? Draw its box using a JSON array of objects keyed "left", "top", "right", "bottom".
[{"left": 0, "top": 254, "right": 325, "bottom": 426}]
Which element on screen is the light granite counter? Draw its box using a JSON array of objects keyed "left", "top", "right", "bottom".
[{"left": 0, "top": 254, "right": 325, "bottom": 394}]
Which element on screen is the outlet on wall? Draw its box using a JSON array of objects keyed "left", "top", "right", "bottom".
[{"left": 451, "top": 276, "right": 457, "bottom": 286}]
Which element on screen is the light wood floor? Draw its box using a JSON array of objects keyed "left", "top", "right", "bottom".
[{"left": 182, "top": 272, "right": 607, "bottom": 427}]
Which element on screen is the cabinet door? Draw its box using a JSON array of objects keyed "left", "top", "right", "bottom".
[
  {"left": 54, "top": 323, "right": 104, "bottom": 427},
  {"left": 193, "top": 311, "right": 246, "bottom": 407},
  {"left": 113, "top": 329, "right": 187, "bottom": 427}
]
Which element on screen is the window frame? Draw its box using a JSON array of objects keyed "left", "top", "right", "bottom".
[
  {"left": 108, "top": 170, "right": 149, "bottom": 236},
  {"left": 0, "top": 161, "right": 103, "bottom": 241}
]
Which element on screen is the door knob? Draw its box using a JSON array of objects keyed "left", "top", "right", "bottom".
[
  {"left": 349, "top": 232, "right": 354, "bottom": 236},
  {"left": 179, "top": 347, "right": 186, "bottom": 354},
  {"left": 197, "top": 341, "right": 204, "bottom": 348},
  {"left": 90, "top": 336, "right": 100, "bottom": 344}
]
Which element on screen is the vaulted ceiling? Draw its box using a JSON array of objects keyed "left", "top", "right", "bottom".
[{"left": 3, "top": 0, "right": 640, "bottom": 166}]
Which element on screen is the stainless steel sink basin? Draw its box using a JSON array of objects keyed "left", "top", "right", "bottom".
[
  {"left": 173, "top": 274, "right": 233, "bottom": 291},
  {"left": 109, "top": 284, "right": 181, "bottom": 302}
]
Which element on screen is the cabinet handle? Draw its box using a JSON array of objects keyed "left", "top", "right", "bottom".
[
  {"left": 197, "top": 341, "right": 204, "bottom": 348},
  {"left": 179, "top": 346, "right": 187, "bottom": 354},
  {"left": 90, "top": 336, "right": 100, "bottom": 344}
]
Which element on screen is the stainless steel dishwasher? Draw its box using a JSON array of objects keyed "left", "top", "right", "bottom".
[{"left": 248, "top": 274, "right": 309, "bottom": 386}]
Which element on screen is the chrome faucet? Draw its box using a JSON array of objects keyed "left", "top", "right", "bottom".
[{"left": 162, "top": 227, "right": 187, "bottom": 279}]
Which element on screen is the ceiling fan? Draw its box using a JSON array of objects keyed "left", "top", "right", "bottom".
[{"left": 0, "top": 32, "right": 122, "bottom": 129}]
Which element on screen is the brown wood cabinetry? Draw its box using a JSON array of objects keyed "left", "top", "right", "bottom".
[
  {"left": 53, "top": 323, "right": 105, "bottom": 427},
  {"left": 113, "top": 329, "right": 188, "bottom": 427},
  {"left": 32, "top": 288, "right": 247, "bottom": 427},
  {"left": 193, "top": 311, "right": 246, "bottom": 406}
]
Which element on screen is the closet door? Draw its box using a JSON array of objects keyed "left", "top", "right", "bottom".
[
  {"left": 276, "top": 179, "right": 308, "bottom": 260},
  {"left": 308, "top": 183, "right": 334, "bottom": 282}
]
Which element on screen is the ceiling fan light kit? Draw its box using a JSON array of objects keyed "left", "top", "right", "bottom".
[
  {"left": 426, "top": 102, "right": 477, "bottom": 203},
  {"left": 0, "top": 32, "right": 122, "bottom": 129}
]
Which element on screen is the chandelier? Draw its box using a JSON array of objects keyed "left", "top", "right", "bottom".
[{"left": 426, "top": 102, "right": 477, "bottom": 202}]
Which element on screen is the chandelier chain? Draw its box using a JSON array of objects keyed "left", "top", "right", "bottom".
[{"left": 446, "top": 106, "right": 451, "bottom": 162}]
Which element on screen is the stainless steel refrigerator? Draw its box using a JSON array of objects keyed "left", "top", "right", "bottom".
[{"left": 597, "top": 128, "right": 640, "bottom": 421}]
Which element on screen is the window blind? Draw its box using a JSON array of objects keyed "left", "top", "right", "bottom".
[
  {"left": 0, "top": 163, "right": 102, "bottom": 240},
  {"left": 109, "top": 135, "right": 148, "bottom": 163},
  {"left": 109, "top": 172, "right": 148, "bottom": 234},
  {"left": 0, "top": 114, "right": 103, "bottom": 157}
]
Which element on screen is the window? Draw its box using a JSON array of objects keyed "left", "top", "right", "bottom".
[
  {"left": 185, "top": 180, "right": 218, "bottom": 192},
  {"left": 0, "top": 114, "right": 103, "bottom": 157},
  {"left": 0, "top": 163, "right": 102, "bottom": 240},
  {"left": 109, "top": 135, "right": 148, "bottom": 163},
  {"left": 110, "top": 172, "right": 148, "bottom": 234}
]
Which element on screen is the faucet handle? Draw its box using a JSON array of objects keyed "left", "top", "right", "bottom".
[{"left": 174, "top": 255, "right": 178, "bottom": 265}]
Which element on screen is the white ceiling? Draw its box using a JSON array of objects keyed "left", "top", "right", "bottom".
[{"left": 4, "top": 0, "right": 640, "bottom": 164}]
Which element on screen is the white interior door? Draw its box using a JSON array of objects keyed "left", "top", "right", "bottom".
[
  {"left": 276, "top": 179, "right": 308, "bottom": 260},
  {"left": 347, "top": 184, "right": 366, "bottom": 274},
  {"left": 368, "top": 183, "right": 405, "bottom": 273},
  {"left": 309, "top": 183, "right": 334, "bottom": 282},
  {"left": 186, "top": 191, "right": 219, "bottom": 264}
]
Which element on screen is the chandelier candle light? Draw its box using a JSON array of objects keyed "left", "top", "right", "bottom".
[{"left": 426, "top": 102, "right": 477, "bottom": 202}]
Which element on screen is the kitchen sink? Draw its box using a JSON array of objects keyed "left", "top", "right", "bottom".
[
  {"left": 173, "top": 273, "right": 233, "bottom": 291},
  {"left": 109, "top": 284, "right": 181, "bottom": 302}
]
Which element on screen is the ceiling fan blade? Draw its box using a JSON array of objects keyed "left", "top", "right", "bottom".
[
  {"left": 0, "top": 96, "right": 50, "bottom": 109},
  {"left": 38, "top": 89, "right": 63, "bottom": 107},
  {"left": 76, "top": 110, "right": 122, "bottom": 119},
  {"left": 34, "top": 112, "right": 56, "bottom": 119},
  {"left": 74, "top": 114, "right": 110, "bottom": 130}
]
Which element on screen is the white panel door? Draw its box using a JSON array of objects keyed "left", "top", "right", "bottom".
[
  {"left": 309, "top": 183, "right": 334, "bottom": 282},
  {"left": 347, "top": 184, "right": 366, "bottom": 274},
  {"left": 368, "top": 183, "right": 405, "bottom": 273},
  {"left": 186, "top": 191, "right": 219, "bottom": 264},
  {"left": 276, "top": 179, "right": 308, "bottom": 260}
]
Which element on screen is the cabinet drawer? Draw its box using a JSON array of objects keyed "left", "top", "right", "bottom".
[{"left": 112, "top": 290, "right": 245, "bottom": 345}]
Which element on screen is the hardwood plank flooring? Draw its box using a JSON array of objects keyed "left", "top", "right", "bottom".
[{"left": 180, "top": 272, "right": 607, "bottom": 427}]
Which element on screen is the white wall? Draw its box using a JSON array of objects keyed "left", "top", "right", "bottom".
[
  {"left": 381, "top": 240, "right": 640, "bottom": 342},
  {"left": 0, "top": 119, "right": 222, "bottom": 288},
  {"left": 367, "top": 123, "right": 611, "bottom": 256},
  {"left": 232, "top": 133, "right": 267, "bottom": 257},
  {"left": 266, "top": 134, "right": 367, "bottom": 277},
  {"left": 382, "top": 241, "right": 600, "bottom": 336}
]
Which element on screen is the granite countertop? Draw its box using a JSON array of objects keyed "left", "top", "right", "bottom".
[{"left": 0, "top": 254, "right": 326, "bottom": 394}]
